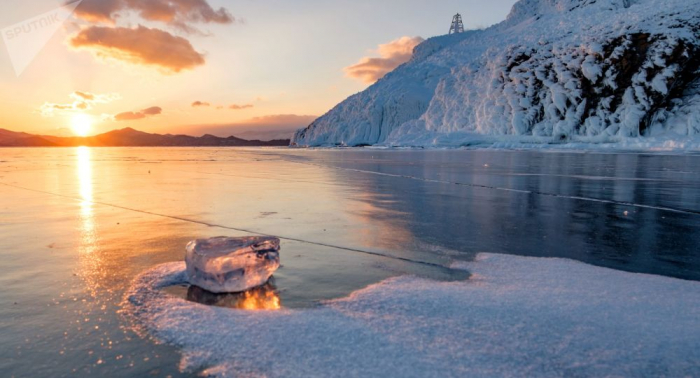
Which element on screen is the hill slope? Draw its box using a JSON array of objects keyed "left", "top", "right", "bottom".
[{"left": 293, "top": 0, "right": 700, "bottom": 148}]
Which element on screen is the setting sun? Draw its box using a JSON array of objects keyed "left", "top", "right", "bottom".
[{"left": 71, "top": 114, "right": 93, "bottom": 137}]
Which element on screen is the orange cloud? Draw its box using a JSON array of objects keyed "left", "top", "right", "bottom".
[
  {"left": 344, "top": 36, "right": 424, "bottom": 84},
  {"left": 114, "top": 106, "right": 162, "bottom": 121},
  {"left": 72, "top": 0, "right": 233, "bottom": 32},
  {"left": 192, "top": 101, "right": 210, "bottom": 107},
  {"left": 229, "top": 104, "right": 253, "bottom": 110},
  {"left": 70, "top": 25, "right": 205, "bottom": 73},
  {"left": 73, "top": 91, "right": 95, "bottom": 101}
]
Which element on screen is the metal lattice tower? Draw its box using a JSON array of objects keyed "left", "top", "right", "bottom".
[{"left": 449, "top": 13, "right": 464, "bottom": 34}]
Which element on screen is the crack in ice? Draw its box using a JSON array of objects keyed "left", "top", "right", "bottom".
[{"left": 0, "top": 181, "right": 451, "bottom": 270}]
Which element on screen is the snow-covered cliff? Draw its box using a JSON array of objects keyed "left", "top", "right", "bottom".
[{"left": 293, "top": 0, "right": 700, "bottom": 147}]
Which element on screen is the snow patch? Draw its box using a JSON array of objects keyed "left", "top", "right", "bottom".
[{"left": 124, "top": 254, "right": 700, "bottom": 377}]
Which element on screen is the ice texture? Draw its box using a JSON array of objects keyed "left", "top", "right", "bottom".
[
  {"left": 185, "top": 236, "right": 280, "bottom": 293},
  {"left": 293, "top": 0, "right": 700, "bottom": 148},
  {"left": 126, "top": 253, "right": 700, "bottom": 377}
]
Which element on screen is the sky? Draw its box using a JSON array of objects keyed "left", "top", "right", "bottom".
[{"left": 0, "top": 0, "right": 518, "bottom": 139}]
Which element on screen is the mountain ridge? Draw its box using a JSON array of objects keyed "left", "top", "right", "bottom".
[{"left": 0, "top": 127, "right": 290, "bottom": 147}]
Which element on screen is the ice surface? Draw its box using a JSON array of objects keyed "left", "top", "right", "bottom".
[
  {"left": 126, "top": 253, "right": 700, "bottom": 377},
  {"left": 293, "top": 0, "right": 700, "bottom": 148},
  {"left": 185, "top": 236, "right": 280, "bottom": 293}
]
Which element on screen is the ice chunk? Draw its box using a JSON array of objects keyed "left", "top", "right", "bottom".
[{"left": 185, "top": 236, "right": 280, "bottom": 293}]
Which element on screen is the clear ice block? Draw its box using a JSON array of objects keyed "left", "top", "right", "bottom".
[{"left": 185, "top": 236, "right": 280, "bottom": 293}]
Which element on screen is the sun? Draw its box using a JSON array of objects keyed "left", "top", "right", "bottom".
[{"left": 71, "top": 114, "right": 93, "bottom": 137}]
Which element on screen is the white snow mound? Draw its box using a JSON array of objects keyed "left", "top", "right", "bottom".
[
  {"left": 293, "top": 0, "right": 700, "bottom": 148},
  {"left": 124, "top": 253, "right": 700, "bottom": 377}
]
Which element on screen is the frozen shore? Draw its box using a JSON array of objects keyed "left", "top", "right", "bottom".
[{"left": 125, "top": 253, "right": 700, "bottom": 377}]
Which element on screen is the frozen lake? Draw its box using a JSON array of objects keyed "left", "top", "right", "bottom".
[{"left": 1, "top": 147, "right": 700, "bottom": 377}]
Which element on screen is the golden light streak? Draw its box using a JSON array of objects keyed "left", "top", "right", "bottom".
[{"left": 76, "top": 147, "right": 102, "bottom": 297}]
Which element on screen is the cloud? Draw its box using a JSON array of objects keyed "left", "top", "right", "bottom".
[
  {"left": 72, "top": 0, "right": 234, "bottom": 32},
  {"left": 228, "top": 104, "right": 253, "bottom": 110},
  {"left": 192, "top": 101, "right": 210, "bottom": 107},
  {"left": 344, "top": 36, "right": 424, "bottom": 84},
  {"left": 70, "top": 91, "right": 119, "bottom": 103},
  {"left": 40, "top": 91, "right": 119, "bottom": 117},
  {"left": 70, "top": 25, "right": 205, "bottom": 72},
  {"left": 142, "top": 106, "right": 162, "bottom": 115},
  {"left": 73, "top": 91, "right": 95, "bottom": 101},
  {"left": 114, "top": 106, "right": 162, "bottom": 121}
]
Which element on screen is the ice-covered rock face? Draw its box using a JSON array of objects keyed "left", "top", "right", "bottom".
[
  {"left": 185, "top": 236, "right": 280, "bottom": 293},
  {"left": 293, "top": 0, "right": 700, "bottom": 147}
]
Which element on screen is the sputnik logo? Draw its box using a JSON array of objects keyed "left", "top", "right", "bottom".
[{"left": 2, "top": 0, "right": 82, "bottom": 77}]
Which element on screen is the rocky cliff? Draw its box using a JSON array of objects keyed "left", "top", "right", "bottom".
[{"left": 293, "top": 0, "right": 700, "bottom": 148}]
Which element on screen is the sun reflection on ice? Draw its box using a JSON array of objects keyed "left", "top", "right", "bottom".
[
  {"left": 186, "top": 283, "right": 282, "bottom": 311},
  {"left": 239, "top": 289, "right": 281, "bottom": 310},
  {"left": 76, "top": 147, "right": 102, "bottom": 296}
]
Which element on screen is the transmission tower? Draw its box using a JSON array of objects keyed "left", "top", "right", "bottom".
[{"left": 449, "top": 13, "right": 464, "bottom": 34}]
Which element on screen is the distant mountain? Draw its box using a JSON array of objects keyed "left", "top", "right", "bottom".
[
  {"left": 0, "top": 128, "right": 290, "bottom": 147},
  {"left": 0, "top": 129, "right": 58, "bottom": 147}
]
